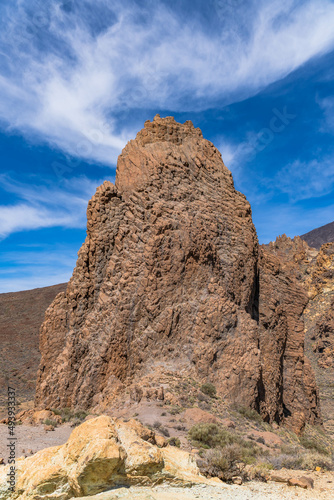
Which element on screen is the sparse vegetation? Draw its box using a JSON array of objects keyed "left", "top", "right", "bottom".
[
  {"left": 299, "top": 435, "right": 329, "bottom": 455},
  {"left": 168, "top": 437, "right": 181, "bottom": 447},
  {"left": 50, "top": 407, "right": 88, "bottom": 423},
  {"left": 197, "top": 443, "right": 259, "bottom": 482},
  {"left": 188, "top": 422, "right": 269, "bottom": 481},
  {"left": 168, "top": 406, "right": 183, "bottom": 415},
  {"left": 160, "top": 426, "right": 170, "bottom": 437},
  {"left": 188, "top": 423, "right": 259, "bottom": 456},
  {"left": 43, "top": 419, "right": 57, "bottom": 427},
  {"left": 200, "top": 383, "right": 217, "bottom": 398},
  {"left": 232, "top": 404, "right": 263, "bottom": 424}
]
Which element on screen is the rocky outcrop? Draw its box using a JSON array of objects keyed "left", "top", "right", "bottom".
[
  {"left": 266, "top": 236, "right": 334, "bottom": 435},
  {"left": 311, "top": 299, "right": 334, "bottom": 369},
  {"left": 35, "top": 116, "right": 319, "bottom": 431},
  {"left": 0, "top": 416, "right": 219, "bottom": 500},
  {"left": 258, "top": 246, "right": 320, "bottom": 430}
]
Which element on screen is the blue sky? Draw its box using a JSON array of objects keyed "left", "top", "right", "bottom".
[{"left": 0, "top": 0, "right": 334, "bottom": 292}]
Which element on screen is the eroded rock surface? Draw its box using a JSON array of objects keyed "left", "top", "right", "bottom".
[
  {"left": 266, "top": 236, "right": 334, "bottom": 435},
  {"left": 35, "top": 116, "right": 319, "bottom": 431}
]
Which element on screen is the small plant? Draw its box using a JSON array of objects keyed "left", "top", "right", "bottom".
[
  {"left": 153, "top": 421, "right": 162, "bottom": 430},
  {"left": 168, "top": 437, "right": 181, "bottom": 447},
  {"left": 61, "top": 408, "right": 73, "bottom": 422},
  {"left": 233, "top": 404, "right": 263, "bottom": 424},
  {"left": 160, "top": 427, "right": 170, "bottom": 437},
  {"left": 200, "top": 383, "right": 217, "bottom": 398},
  {"left": 161, "top": 412, "right": 167, "bottom": 416},
  {"left": 50, "top": 408, "right": 62, "bottom": 416},
  {"left": 74, "top": 410, "right": 88, "bottom": 421},
  {"left": 70, "top": 419, "right": 82, "bottom": 428},
  {"left": 299, "top": 435, "right": 329, "bottom": 456},
  {"left": 168, "top": 406, "right": 183, "bottom": 415},
  {"left": 49, "top": 407, "right": 88, "bottom": 423},
  {"left": 43, "top": 419, "right": 57, "bottom": 427}
]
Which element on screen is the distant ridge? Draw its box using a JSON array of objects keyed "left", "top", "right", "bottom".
[
  {"left": 300, "top": 221, "right": 334, "bottom": 249},
  {"left": 0, "top": 283, "right": 67, "bottom": 418}
]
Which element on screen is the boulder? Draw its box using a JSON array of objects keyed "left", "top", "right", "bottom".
[{"left": 0, "top": 416, "right": 218, "bottom": 500}]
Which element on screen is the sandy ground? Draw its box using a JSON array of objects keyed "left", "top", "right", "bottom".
[
  {"left": 0, "top": 423, "right": 72, "bottom": 461},
  {"left": 74, "top": 477, "right": 334, "bottom": 500}
]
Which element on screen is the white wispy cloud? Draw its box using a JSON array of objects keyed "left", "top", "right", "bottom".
[
  {"left": 0, "top": 0, "right": 334, "bottom": 164},
  {"left": 0, "top": 245, "right": 76, "bottom": 292},
  {"left": 317, "top": 95, "right": 334, "bottom": 132},
  {"left": 0, "top": 174, "right": 105, "bottom": 238},
  {"left": 274, "top": 157, "right": 334, "bottom": 201}
]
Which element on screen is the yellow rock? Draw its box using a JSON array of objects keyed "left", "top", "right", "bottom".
[
  {"left": 31, "top": 410, "right": 62, "bottom": 425},
  {"left": 114, "top": 419, "right": 164, "bottom": 479},
  {"left": 0, "top": 416, "right": 214, "bottom": 499}
]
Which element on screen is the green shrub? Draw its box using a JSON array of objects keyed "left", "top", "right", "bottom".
[
  {"left": 188, "top": 423, "right": 234, "bottom": 448},
  {"left": 299, "top": 436, "right": 329, "bottom": 456},
  {"left": 200, "top": 383, "right": 217, "bottom": 398},
  {"left": 50, "top": 408, "right": 62, "bottom": 416},
  {"left": 233, "top": 405, "right": 263, "bottom": 423},
  {"left": 168, "top": 437, "right": 181, "bottom": 447},
  {"left": 53, "top": 407, "right": 72, "bottom": 423},
  {"left": 168, "top": 406, "right": 183, "bottom": 415},
  {"left": 74, "top": 410, "right": 88, "bottom": 421},
  {"left": 43, "top": 419, "right": 57, "bottom": 427},
  {"left": 188, "top": 423, "right": 259, "bottom": 459},
  {"left": 49, "top": 407, "right": 88, "bottom": 423}
]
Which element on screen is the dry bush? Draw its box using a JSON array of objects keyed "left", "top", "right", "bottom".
[
  {"left": 197, "top": 445, "right": 252, "bottom": 481},
  {"left": 200, "top": 383, "right": 217, "bottom": 398}
]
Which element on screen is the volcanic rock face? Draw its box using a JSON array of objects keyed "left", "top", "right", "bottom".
[
  {"left": 258, "top": 247, "right": 319, "bottom": 429},
  {"left": 35, "top": 116, "right": 319, "bottom": 430},
  {"left": 266, "top": 236, "right": 334, "bottom": 434}
]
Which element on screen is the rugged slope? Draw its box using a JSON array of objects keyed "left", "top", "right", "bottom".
[
  {"left": 300, "top": 221, "right": 334, "bottom": 249},
  {"left": 35, "top": 116, "right": 319, "bottom": 431},
  {"left": 0, "top": 283, "right": 67, "bottom": 418}
]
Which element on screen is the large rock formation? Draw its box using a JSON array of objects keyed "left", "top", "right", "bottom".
[{"left": 35, "top": 116, "right": 319, "bottom": 431}]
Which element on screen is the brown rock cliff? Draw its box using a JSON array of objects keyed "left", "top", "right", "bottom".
[{"left": 35, "top": 116, "right": 319, "bottom": 431}]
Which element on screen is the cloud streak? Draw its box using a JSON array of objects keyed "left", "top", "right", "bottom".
[
  {"left": 0, "top": 174, "right": 104, "bottom": 238},
  {"left": 1, "top": 0, "right": 334, "bottom": 164}
]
